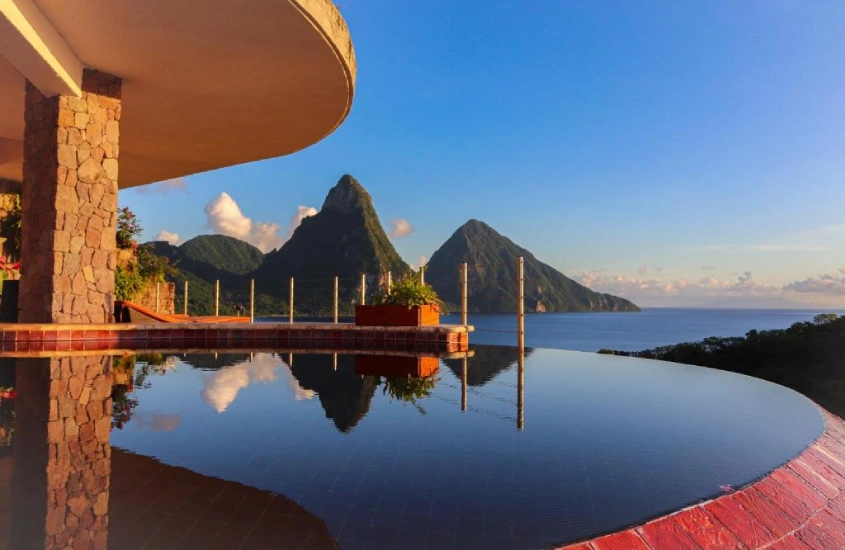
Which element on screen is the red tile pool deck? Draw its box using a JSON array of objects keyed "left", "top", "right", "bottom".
[
  {"left": 561, "top": 408, "right": 845, "bottom": 550},
  {"left": 0, "top": 322, "right": 471, "bottom": 354}
]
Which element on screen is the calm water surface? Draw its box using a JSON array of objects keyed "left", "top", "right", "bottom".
[
  {"left": 1, "top": 346, "right": 820, "bottom": 549},
  {"left": 443, "top": 308, "right": 844, "bottom": 351},
  {"left": 0, "top": 348, "right": 825, "bottom": 548}
]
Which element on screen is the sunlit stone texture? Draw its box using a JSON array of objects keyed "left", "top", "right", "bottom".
[
  {"left": 20, "top": 70, "right": 121, "bottom": 323},
  {"left": 12, "top": 356, "right": 112, "bottom": 549}
]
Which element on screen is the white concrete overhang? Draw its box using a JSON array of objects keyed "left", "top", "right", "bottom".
[{"left": 0, "top": 0, "right": 356, "bottom": 187}]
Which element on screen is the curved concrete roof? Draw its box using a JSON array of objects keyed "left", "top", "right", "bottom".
[{"left": 0, "top": 0, "right": 356, "bottom": 187}]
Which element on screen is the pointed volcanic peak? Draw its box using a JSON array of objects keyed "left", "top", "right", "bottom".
[
  {"left": 259, "top": 175, "right": 410, "bottom": 283},
  {"left": 426, "top": 220, "right": 640, "bottom": 313}
]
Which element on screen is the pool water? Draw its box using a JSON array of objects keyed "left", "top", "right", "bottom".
[{"left": 0, "top": 346, "right": 824, "bottom": 549}]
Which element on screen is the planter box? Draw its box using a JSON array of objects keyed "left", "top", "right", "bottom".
[
  {"left": 355, "top": 304, "right": 439, "bottom": 327},
  {"left": 355, "top": 355, "right": 440, "bottom": 378}
]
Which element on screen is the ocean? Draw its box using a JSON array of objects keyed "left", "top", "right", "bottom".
[{"left": 441, "top": 308, "right": 844, "bottom": 352}]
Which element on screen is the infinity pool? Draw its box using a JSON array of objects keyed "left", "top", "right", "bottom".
[{"left": 0, "top": 346, "right": 824, "bottom": 549}]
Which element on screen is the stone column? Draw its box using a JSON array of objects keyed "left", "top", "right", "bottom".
[
  {"left": 12, "top": 356, "right": 112, "bottom": 549},
  {"left": 20, "top": 70, "right": 121, "bottom": 323}
]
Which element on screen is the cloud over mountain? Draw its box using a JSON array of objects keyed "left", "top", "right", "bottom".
[
  {"left": 154, "top": 230, "right": 181, "bottom": 245},
  {"left": 389, "top": 218, "right": 414, "bottom": 238}
]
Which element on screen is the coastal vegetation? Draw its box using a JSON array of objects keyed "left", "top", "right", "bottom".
[{"left": 600, "top": 314, "right": 845, "bottom": 417}]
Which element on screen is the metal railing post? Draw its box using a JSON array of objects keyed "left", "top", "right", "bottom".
[
  {"left": 461, "top": 262, "right": 468, "bottom": 326},
  {"left": 333, "top": 276, "right": 339, "bottom": 323},
  {"left": 215, "top": 279, "right": 220, "bottom": 317},
  {"left": 289, "top": 277, "right": 294, "bottom": 323},
  {"left": 517, "top": 256, "right": 524, "bottom": 349},
  {"left": 249, "top": 279, "right": 255, "bottom": 322}
]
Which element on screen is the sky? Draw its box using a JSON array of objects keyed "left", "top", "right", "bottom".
[{"left": 121, "top": 1, "right": 845, "bottom": 308}]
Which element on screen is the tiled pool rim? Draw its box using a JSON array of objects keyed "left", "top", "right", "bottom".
[
  {"left": 562, "top": 406, "right": 845, "bottom": 550},
  {"left": 0, "top": 322, "right": 471, "bottom": 353}
]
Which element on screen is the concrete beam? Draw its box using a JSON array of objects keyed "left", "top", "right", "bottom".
[{"left": 0, "top": 0, "right": 82, "bottom": 97}]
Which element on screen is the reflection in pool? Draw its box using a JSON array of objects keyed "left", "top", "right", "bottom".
[{"left": 0, "top": 346, "right": 825, "bottom": 549}]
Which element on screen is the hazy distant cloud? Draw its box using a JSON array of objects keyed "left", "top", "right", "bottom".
[
  {"left": 578, "top": 270, "right": 779, "bottom": 306},
  {"left": 389, "top": 218, "right": 414, "bottom": 239},
  {"left": 136, "top": 177, "right": 188, "bottom": 195},
  {"left": 414, "top": 256, "right": 428, "bottom": 270},
  {"left": 132, "top": 412, "right": 182, "bottom": 432},
  {"left": 288, "top": 206, "right": 317, "bottom": 238},
  {"left": 154, "top": 230, "right": 181, "bottom": 246},
  {"left": 653, "top": 265, "right": 665, "bottom": 273},
  {"left": 204, "top": 192, "right": 283, "bottom": 252},
  {"left": 701, "top": 266, "right": 716, "bottom": 271},
  {"left": 839, "top": 266, "right": 845, "bottom": 275},
  {"left": 746, "top": 244, "right": 828, "bottom": 252},
  {"left": 784, "top": 274, "right": 845, "bottom": 297},
  {"left": 637, "top": 265, "right": 648, "bottom": 276}
]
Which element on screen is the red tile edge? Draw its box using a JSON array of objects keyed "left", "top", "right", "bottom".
[
  {"left": 558, "top": 405, "right": 845, "bottom": 550},
  {"left": 0, "top": 322, "right": 471, "bottom": 353}
]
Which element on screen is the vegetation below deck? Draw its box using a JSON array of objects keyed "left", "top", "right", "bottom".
[{"left": 600, "top": 313, "right": 845, "bottom": 417}]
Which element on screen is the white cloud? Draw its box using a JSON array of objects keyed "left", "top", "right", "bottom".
[
  {"left": 415, "top": 256, "right": 428, "bottom": 270},
  {"left": 389, "top": 218, "right": 414, "bottom": 239},
  {"left": 287, "top": 206, "right": 317, "bottom": 239},
  {"left": 200, "top": 353, "right": 313, "bottom": 413},
  {"left": 136, "top": 177, "right": 188, "bottom": 195},
  {"left": 203, "top": 193, "right": 318, "bottom": 252},
  {"left": 153, "top": 230, "right": 181, "bottom": 245},
  {"left": 839, "top": 266, "right": 845, "bottom": 275},
  {"left": 637, "top": 265, "right": 648, "bottom": 276},
  {"left": 204, "top": 192, "right": 283, "bottom": 252}
]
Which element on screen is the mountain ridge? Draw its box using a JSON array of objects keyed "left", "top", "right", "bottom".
[{"left": 426, "top": 219, "right": 640, "bottom": 313}]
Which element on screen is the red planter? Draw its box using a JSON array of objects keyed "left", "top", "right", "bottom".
[
  {"left": 355, "top": 355, "right": 440, "bottom": 378},
  {"left": 355, "top": 304, "right": 440, "bottom": 327}
]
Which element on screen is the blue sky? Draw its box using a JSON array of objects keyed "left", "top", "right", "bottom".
[{"left": 122, "top": 1, "right": 845, "bottom": 308}]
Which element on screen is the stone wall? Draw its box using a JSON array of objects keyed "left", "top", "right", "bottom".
[
  {"left": 13, "top": 356, "right": 111, "bottom": 549},
  {"left": 135, "top": 281, "right": 176, "bottom": 315},
  {"left": 20, "top": 70, "right": 121, "bottom": 323}
]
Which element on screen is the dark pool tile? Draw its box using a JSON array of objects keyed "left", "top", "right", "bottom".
[{"left": 423, "top": 530, "right": 455, "bottom": 548}]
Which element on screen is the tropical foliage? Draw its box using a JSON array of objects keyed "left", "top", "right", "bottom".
[
  {"left": 380, "top": 375, "right": 439, "bottom": 415},
  {"left": 0, "top": 386, "right": 15, "bottom": 447},
  {"left": 374, "top": 269, "right": 443, "bottom": 310}
]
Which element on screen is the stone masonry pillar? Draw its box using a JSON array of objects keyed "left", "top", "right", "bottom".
[
  {"left": 13, "top": 356, "right": 112, "bottom": 549},
  {"left": 20, "top": 70, "right": 121, "bottom": 323}
]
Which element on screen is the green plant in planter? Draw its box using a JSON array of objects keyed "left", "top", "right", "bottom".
[
  {"left": 380, "top": 375, "right": 439, "bottom": 415},
  {"left": 373, "top": 269, "right": 443, "bottom": 311}
]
